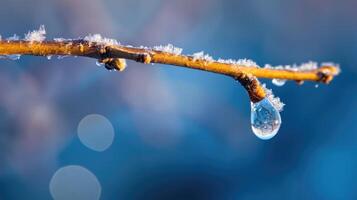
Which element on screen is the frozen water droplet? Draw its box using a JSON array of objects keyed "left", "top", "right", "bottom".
[
  {"left": 251, "top": 98, "right": 281, "bottom": 140},
  {"left": 272, "top": 79, "right": 286, "bottom": 86}
]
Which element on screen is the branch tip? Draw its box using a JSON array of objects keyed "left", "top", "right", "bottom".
[{"left": 317, "top": 65, "right": 340, "bottom": 84}]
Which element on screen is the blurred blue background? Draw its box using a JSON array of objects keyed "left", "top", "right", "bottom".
[{"left": 0, "top": 0, "right": 356, "bottom": 199}]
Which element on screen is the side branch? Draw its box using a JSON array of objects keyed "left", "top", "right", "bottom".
[{"left": 0, "top": 40, "right": 339, "bottom": 102}]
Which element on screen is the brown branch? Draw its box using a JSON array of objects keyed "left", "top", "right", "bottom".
[{"left": 0, "top": 40, "right": 339, "bottom": 102}]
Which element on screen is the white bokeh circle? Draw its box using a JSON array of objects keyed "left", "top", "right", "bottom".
[
  {"left": 77, "top": 114, "right": 115, "bottom": 152},
  {"left": 49, "top": 165, "right": 101, "bottom": 200}
]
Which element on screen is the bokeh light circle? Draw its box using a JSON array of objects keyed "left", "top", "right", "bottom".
[
  {"left": 49, "top": 165, "right": 101, "bottom": 200},
  {"left": 77, "top": 114, "right": 115, "bottom": 152}
]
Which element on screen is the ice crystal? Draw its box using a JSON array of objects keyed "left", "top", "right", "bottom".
[
  {"left": 57, "top": 55, "right": 69, "bottom": 59},
  {"left": 322, "top": 62, "right": 341, "bottom": 74},
  {"left": 295, "top": 61, "right": 318, "bottom": 71},
  {"left": 138, "top": 45, "right": 147, "bottom": 49},
  {"left": 54, "top": 38, "right": 72, "bottom": 42},
  {"left": 264, "top": 64, "right": 282, "bottom": 69},
  {"left": 84, "top": 34, "right": 119, "bottom": 46},
  {"left": 6, "top": 34, "right": 19, "bottom": 41},
  {"left": 264, "top": 61, "right": 319, "bottom": 72},
  {"left": 54, "top": 38, "right": 64, "bottom": 42},
  {"left": 24, "top": 25, "right": 46, "bottom": 42},
  {"left": 192, "top": 51, "right": 214, "bottom": 62},
  {"left": 0, "top": 54, "right": 21, "bottom": 60},
  {"left": 153, "top": 44, "right": 183, "bottom": 55},
  {"left": 217, "top": 58, "right": 258, "bottom": 67},
  {"left": 262, "top": 84, "right": 284, "bottom": 112}
]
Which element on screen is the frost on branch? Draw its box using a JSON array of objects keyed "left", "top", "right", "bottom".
[
  {"left": 217, "top": 58, "right": 258, "bottom": 67},
  {"left": 0, "top": 34, "right": 20, "bottom": 60},
  {"left": 264, "top": 61, "right": 340, "bottom": 86},
  {"left": 54, "top": 38, "right": 70, "bottom": 42},
  {"left": 262, "top": 84, "right": 285, "bottom": 112},
  {"left": 263, "top": 61, "right": 326, "bottom": 72},
  {"left": 321, "top": 62, "right": 341, "bottom": 74},
  {"left": 192, "top": 51, "right": 214, "bottom": 62},
  {"left": 84, "top": 34, "right": 119, "bottom": 46},
  {"left": 6, "top": 34, "right": 20, "bottom": 41},
  {"left": 293, "top": 61, "right": 318, "bottom": 71},
  {"left": 153, "top": 44, "right": 183, "bottom": 55},
  {"left": 25, "top": 25, "right": 46, "bottom": 42}
]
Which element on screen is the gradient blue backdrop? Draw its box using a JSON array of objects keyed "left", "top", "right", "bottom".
[{"left": 0, "top": 0, "right": 356, "bottom": 199}]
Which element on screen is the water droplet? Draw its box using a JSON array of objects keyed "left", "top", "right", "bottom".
[
  {"left": 251, "top": 98, "right": 281, "bottom": 140},
  {"left": 272, "top": 79, "right": 286, "bottom": 86},
  {"left": 49, "top": 165, "right": 101, "bottom": 200},
  {"left": 315, "top": 84, "right": 319, "bottom": 88},
  {"left": 47, "top": 55, "right": 52, "bottom": 60}
]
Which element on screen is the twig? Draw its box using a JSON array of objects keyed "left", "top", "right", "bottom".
[{"left": 0, "top": 40, "right": 339, "bottom": 102}]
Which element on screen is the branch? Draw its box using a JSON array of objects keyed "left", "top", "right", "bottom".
[{"left": 0, "top": 40, "right": 339, "bottom": 102}]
